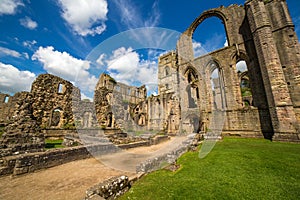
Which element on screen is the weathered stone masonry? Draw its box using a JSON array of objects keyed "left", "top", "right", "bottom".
[
  {"left": 1, "top": 0, "right": 300, "bottom": 160},
  {"left": 175, "top": 0, "right": 300, "bottom": 141}
]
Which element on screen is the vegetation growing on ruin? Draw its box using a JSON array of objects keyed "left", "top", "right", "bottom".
[
  {"left": 241, "top": 87, "right": 252, "bottom": 97},
  {"left": 120, "top": 137, "right": 300, "bottom": 200}
]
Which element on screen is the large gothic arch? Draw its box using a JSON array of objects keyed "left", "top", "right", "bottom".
[
  {"left": 186, "top": 9, "right": 229, "bottom": 40},
  {"left": 176, "top": 0, "right": 300, "bottom": 141}
]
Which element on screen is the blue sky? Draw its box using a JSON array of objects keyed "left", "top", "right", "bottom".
[{"left": 0, "top": 0, "right": 299, "bottom": 100}]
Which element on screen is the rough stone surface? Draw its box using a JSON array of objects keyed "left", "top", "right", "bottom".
[
  {"left": 85, "top": 175, "right": 130, "bottom": 200},
  {"left": 0, "top": 92, "right": 44, "bottom": 157}
]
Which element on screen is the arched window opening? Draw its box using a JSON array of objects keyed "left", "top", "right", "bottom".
[
  {"left": 138, "top": 114, "right": 146, "bottom": 126},
  {"left": 236, "top": 60, "right": 252, "bottom": 106},
  {"left": 107, "top": 113, "right": 113, "bottom": 128},
  {"left": 193, "top": 16, "right": 228, "bottom": 58},
  {"left": 165, "top": 66, "right": 170, "bottom": 76},
  {"left": 50, "top": 108, "right": 62, "bottom": 127},
  {"left": 210, "top": 65, "right": 226, "bottom": 110},
  {"left": 186, "top": 68, "right": 199, "bottom": 108}
]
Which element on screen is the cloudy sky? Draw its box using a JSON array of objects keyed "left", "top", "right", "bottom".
[{"left": 0, "top": 0, "right": 299, "bottom": 100}]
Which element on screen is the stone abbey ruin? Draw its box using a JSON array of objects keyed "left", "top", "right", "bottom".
[{"left": 0, "top": 0, "right": 299, "bottom": 177}]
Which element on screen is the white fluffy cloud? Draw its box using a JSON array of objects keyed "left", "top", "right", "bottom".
[
  {"left": 58, "top": 0, "right": 108, "bottom": 36},
  {"left": 0, "top": 62, "right": 36, "bottom": 94},
  {"left": 32, "top": 46, "right": 97, "bottom": 92},
  {"left": 20, "top": 17, "right": 38, "bottom": 30},
  {"left": 236, "top": 60, "right": 247, "bottom": 72},
  {"left": 0, "top": 46, "right": 21, "bottom": 57},
  {"left": 97, "top": 47, "right": 158, "bottom": 88},
  {"left": 0, "top": 0, "right": 24, "bottom": 15},
  {"left": 193, "top": 41, "right": 208, "bottom": 58}
]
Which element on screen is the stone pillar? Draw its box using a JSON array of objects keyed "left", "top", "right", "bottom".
[
  {"left": 265, "top": 0, "right": 300, "bottom": 125},
  {"left": 245, "top": 0, "right": 298, "bottom": 139}
]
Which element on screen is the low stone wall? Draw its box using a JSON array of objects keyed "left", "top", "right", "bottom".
[
  {"left": 0, "top": 136, "right": 171, "bottom": 177},
  {"left": 0, "top": 143, "right": 120, "bottom": 176},
  {"left": 118, "top": 141, "right": 150, "bottom": 149},
  {"left": 136, "top": 135, "right": 195, "bottom": 173},
  {"left": 43, "top": 129, "right": 77, "bottom": 139},
  {"left": 85, "top": 175, "right": 130, "bottom": 200},
  {"left": 150, "top": 135, "right": 169, "bottom": 145}
]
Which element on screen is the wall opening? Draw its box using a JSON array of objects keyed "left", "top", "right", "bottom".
[
  {"left": 185, "top": 68, "right": 199, "bottom": 108},
  {"left": 192, "top": 16, "right": 228, "bottom": 58},
  {"left": 236, "top": 60, "right": 252, "bottom": 106},
  {"left": 58, "top": 83, "right": 64, "bottom": 93},
  {"left": 50, "top": 108, "right": 62, "bottom": 127},
  {"left": 4, "top": 96, "right": 9, "bottom": 103},
  {"left": 165, "top": 66, "right": 170, "bottom": 76},
  {"left": 210, "top": 63, "right": 226, "bottom": 110},
  {"left": 107, "top": 113, "right": 113, "bottom": 128}
]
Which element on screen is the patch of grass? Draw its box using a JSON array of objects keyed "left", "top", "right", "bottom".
[
  {"left": 120, "top": 137, "right": 300, "bottom": 200},
  {"left": 45, "top": 139, "right": 64, "bottom": 149}
]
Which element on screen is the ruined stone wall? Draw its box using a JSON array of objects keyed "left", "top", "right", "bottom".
[
  {"left": 146, "top": 93, "right": 180, "bottom": 134},
  {"left": 31, "top": 74, "right": 81, "bottom": 129},
  {"left": 94, "top": 72, "right": 181, "bottom": 135},
  {"left": 174, "top": 0, "right": 300, "bottom": 140},
  {"left": 0, "top": 93, "right": 20, "bottom": 124},
  {"left": 73, "top": 101, "right": 98, "bottom": 128},
  {"left": 0, "top": 92, "right": 44, "bottom": 157},
  {"left": 115, "top": 82, "right": 147, "bottom": 105}
]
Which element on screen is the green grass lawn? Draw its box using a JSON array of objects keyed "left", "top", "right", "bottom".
[
  {"left": 45, "top": 139, "right": 64, "bottom": 149},
  {"left": 120, "top": 137, "right": 300, "bottom": 200}
]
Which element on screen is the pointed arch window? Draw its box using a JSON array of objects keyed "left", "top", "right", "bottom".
[
  {"left": 236, "top": 60, "right": 252, "bottom": 106},
  {"left": 210, "top": 62, "right": 226, "bottom": 110}
]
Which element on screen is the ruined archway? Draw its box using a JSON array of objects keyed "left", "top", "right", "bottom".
[
  {"left": 206, "top": 60, "right": 226, "bottom": 111},
  {"left": 192, "top": 16, "right": 229, "bottom": 58},
  {"left": 50, "top": 108, "right": 62, "bottom": 127},
  {"left": 187, "top": 9, "right": 228, "bottom": 38},
  {"left": 236, "top": 60, "right": 252, "bottom": 106},
  {"left": 184, "top": 67, "right": 200, "bottom": 108}
]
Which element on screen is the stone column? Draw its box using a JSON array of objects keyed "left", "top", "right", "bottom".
[{"left": 245, "top": 0, "right": 297, "bottom": 139}]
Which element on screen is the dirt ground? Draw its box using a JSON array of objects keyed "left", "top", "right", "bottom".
[
  {"left": 0, "top": 137, "right": 184, "bottom": 200},
  {"left": 0, "top": 157, "right": 130, "bottom": 200}
]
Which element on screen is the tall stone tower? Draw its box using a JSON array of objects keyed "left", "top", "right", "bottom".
[{"left": 158, "top": 51, "right": 179, "bottom": 95}]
